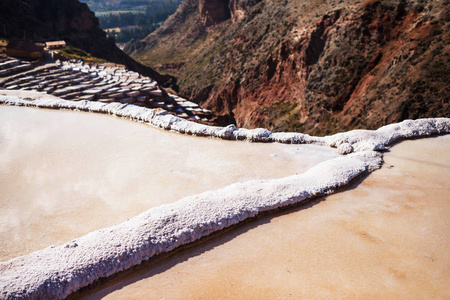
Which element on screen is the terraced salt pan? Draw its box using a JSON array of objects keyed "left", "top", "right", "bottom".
[
  {"left": 85, "top": 135, "right": 450, "bottom": 299},
  {"left": 0, "top": 105, "right": 338, "bottom": 261},
  {"left": 0, "top": 93, "right": 449, "bottom": 299}
]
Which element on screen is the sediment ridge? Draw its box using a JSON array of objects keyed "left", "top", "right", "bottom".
[{"left": 0, "top": 95, "right": 449, "bottom": 299}]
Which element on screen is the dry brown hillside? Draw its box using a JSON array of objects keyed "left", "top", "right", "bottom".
[
  {"left": 125, "top": 0, "right": 449, "bottom": 135},
  {"left": 0, "top": 0, "right": 174, "bottom": 85}
]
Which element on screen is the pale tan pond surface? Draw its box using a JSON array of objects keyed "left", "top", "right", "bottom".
[
  {"left": 81, "top": 135, "right": 450, "bottom": 299},
  {"left": 0, "top": 105, "right": 338, "bottom": 261}
]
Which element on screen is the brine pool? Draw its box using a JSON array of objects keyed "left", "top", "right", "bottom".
[
  {"left": 80, "top": 134, "right": 450, "bottom": 299},
  {"left": 0, "top": 105, "right": 338, "bottom": 261}
]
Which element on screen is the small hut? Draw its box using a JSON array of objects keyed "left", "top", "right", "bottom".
[{"left": 45, "top": 40, "right": 66, "bottom": 49}]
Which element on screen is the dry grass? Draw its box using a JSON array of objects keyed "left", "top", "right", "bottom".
[{"left": 59, "top": 46, "right": 108, "bottom": 63}]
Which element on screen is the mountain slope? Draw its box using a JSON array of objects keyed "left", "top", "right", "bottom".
[
  {"left": 125, "top": 0, "right": 449, "bottom": 135},
  {"left": 0, "top": 0, "right": 174, "bottom": 85}
]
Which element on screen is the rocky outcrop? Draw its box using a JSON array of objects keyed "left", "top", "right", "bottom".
[
  {"left": 198, "top": 0, "right": 262, "bottom": 26},
  {"left": 229, "top": 0, "right": 262, "bottom": 22},
  {"left": 126, "top": 0, "right": 449, "bottom": 135},
  {"left": 199, "top": 0, "right": 230, "bottom": 27},
  {"left": 0, "top": 0, "right": 174, "bottom": 86}
]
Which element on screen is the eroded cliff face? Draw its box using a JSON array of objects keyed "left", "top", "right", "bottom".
[
  {"left": 0, "top": 0, "right": 173, "bottom": 85},
  {"left": 199, "top": 0, "right": 230, "bottom": 26},
  {"left": 126, "top": 0, "right": 449, "bottom": 134},
  {"left": 249, "top": 1, "right": 449, "bottom": 134},
  {"left": 198, "top": 0, "right": 263, "bottom": 26}
]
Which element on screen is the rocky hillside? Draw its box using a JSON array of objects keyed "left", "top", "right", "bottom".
[
  {"left": 125, "top": 0, "right": 449, "bottom": 135},
  {"left": 0, "top": 0, "right": 174, "bottom": 85}
]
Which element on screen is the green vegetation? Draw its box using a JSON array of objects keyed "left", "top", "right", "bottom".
[
  {"left": 261, "top": 102, "right": 304, "bottom": 132},
  {"left": 80, "top": 0, "right": 182, "bottom": 43},
  {"left": 80, "top": 0, "right": 153, "bottom": 13},
  {"left": 105, "top": 24, "right": 157, "bottom": 43},
  {"left": 98, "top": 2, "right": 180, "bottom": 28},
  {"left": 59, "top": 46, "right": 108, "bottom": 63},
  {"left": 0, "top": 39, "right": 8, "bottom": 47}
]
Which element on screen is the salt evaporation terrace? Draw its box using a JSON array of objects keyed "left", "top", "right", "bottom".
[
  {"left": 0, "top": 58, "right": 213, "bottom": 123},
  {"left": 81, "top": 135, "right": 450, "bottom": 299},
  {"left": 0, "top": 59, "right": 449, "bottom": 298},
  {"left": 0, "top": 105, "right": 339, "bottom": 261}
]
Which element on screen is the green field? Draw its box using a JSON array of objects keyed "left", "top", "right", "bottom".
[
  {"left": 80, "top": 0, "right": 178, "bottom": 14},
  {"left": 95, "top": 10, "right": 142, "bottom": 16},
  {"left": 81, "top": 0, "right": 182, "bottom": 43}
]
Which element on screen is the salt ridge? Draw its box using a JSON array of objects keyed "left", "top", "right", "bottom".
[
  {"left": 1, "top": 96, "right": 449, "bottom": 153},
  {"left": 0, "top": 96, "right": 449, "bottom": 299}
]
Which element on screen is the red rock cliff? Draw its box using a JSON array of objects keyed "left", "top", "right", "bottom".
[
  {"left": 199, "top": 0, "right": 231, "bottom": 27},
  {"left": 126, "top": 0, "right": 449, "bottom": 134}
]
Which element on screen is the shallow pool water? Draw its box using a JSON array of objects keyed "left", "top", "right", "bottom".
[
  {"left": 0, "top": 106, "right": 338, "bottom": 261},
  {"left": 80, "top": 135, "right": 450, "bottom": 299}
]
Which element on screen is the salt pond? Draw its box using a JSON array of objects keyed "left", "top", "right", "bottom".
[
  {"left": 79, "top": 135, "right": 450, "bottom": 299},
  {"left": 1, "top": 94, "right": 449, "bottom": 299},
  {"left": 0, "top": 105, "right": 338, "bottom": 261}
]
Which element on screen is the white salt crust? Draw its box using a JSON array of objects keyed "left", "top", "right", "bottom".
[
  {"left": 1, "top": 96, "right": 448, "bottom": 152},
  {"left": 0, "top": 96, "right": 449, "bottom": 299}
]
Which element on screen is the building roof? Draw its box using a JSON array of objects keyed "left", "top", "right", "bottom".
[
  {"left": 6, "top": 40, "right": 44, "bottom": 53},
  {"left": 45, "top": 41, "right": 66, "bottom": 47}
]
